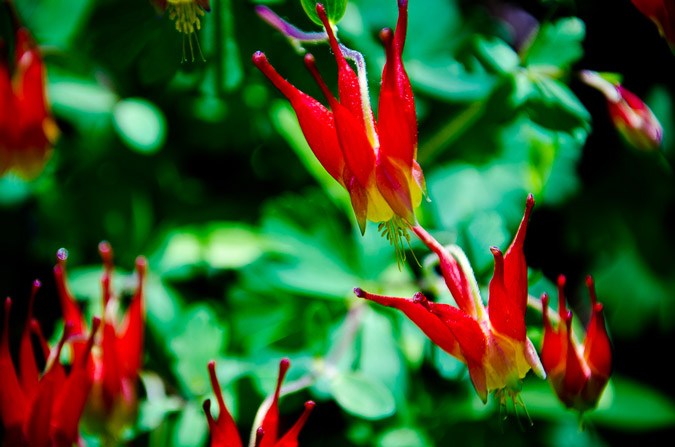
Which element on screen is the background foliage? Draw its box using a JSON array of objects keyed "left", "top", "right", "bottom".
[{"left": 2, "top": 0, "right": 675, "bottom": 445}]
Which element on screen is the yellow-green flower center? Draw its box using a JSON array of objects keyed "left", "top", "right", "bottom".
[{"left": 168, "top": 1, "right": 205, "bottom": 35}]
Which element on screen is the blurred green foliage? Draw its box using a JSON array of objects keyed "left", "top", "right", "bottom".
[{"left": 2, "top": 0, "right": 675, "bottom": 446}]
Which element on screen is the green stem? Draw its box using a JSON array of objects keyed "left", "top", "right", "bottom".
[{"left": 418, "top": 100, "right": 486, "bottom": 165}]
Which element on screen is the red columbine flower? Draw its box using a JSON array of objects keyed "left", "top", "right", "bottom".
[
  {"left": 1, "top": 283, "right": 100, "bottom": 447},
  {"left": 203, "top": 358, "right": 314, "bottom": 447},
  {"left": 631, "top": 0, "right": 675, "bottom": 51},
  {"left": 580, "top": 70, "right": 663, "bottom": 151},
  {"left": 54, "top": 242, "right": 147, "bottom": 428},
  {"left": 356, "top": 195, "right": 545, "bottom": 405},
  {"left": 541, "top": 275, "right": 612, "bottom": 414},
  {"left": 0, "top": 27, "right": 58, "bottom": 179},
  {"left": 253, "top": 0, "right": 425, "bottom": 237}
]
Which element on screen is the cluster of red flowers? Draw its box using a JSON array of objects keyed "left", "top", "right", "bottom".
[
  {"left": 254, "top": 0, "right": 614, "bottom": 417},
  {"left": 0, "top": 244, "right": 146, "bottom": 446}
]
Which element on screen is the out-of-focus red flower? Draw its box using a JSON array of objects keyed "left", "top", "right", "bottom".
[
  {"left": 54, "top": 242, "right": 147, "bottom": 429},
  {"left": 0, "top": 27, "right": 58, "bottom": 179},
  {"left": 0, "top": 283, "right": 99, "bottom": 447},
  {"left": 580, "top": 70, "right": 663, "bottom": 151},
  {"left": 203, "top": 358, "right": 314, "bottom": 447},
  {"left": 541, "top": 275, "right": 612, "bottom": 414},
  {"left": 356, "top": 195, "right": 545, "bottom": 404},
  {"left": 253, "top": 0, "right": 426, "bottom": 236},
  {"left": 631, "top": 0, "right": 675, "bottom": 51}
]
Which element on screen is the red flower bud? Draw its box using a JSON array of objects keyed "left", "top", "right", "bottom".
[
  {"left": 541, "top": 275, "right": 612, "bottom": 414},
  {"left": 580, "top": 70, "right": 663, "bottom": 151}
]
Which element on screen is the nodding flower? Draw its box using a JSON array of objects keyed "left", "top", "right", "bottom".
[
  {"left": 356, "top": 195, "right": 545, "bottom": 407},
  {"left": 0, "top": 27, "right": 58, "bottom": 179},
  {"left": 203, "top": 358, "right": 315, "bottom": 447},
  {"left": 541, "top": 275, "right": 612, "bottom": 415},
  {"left": 54, "top": 243, "right": 147, "bottom": 430},
  {"left": 1, "top": 283, "right": 100, "bottom": 447},
  {"left": 253, "top": 0, "right": 426, "bottom": 243},
  {"left": 149, "top": 0, "right": 211, "bottom": 61},
  {"left": 580, "top": 70, "right": 663, "bottom": 151}
]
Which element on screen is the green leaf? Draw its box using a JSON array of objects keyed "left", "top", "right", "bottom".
[
  {"left": 112, "top": 98, "right": 167, "bottom": 154},
  {"left": 301, "top": 0, "right": 348, "bottom": 26},
  {"left": 474, "top": 36, "right": 520, "bottom": 74},
  {"left": 524, "top": 17, "right": 586, "bottom": 72},
  {"left": 330, "top": 371, "right": 396, "bottom": 419},
  {"left": 171, "top": 401, "right": 208, "bottom": 447}
]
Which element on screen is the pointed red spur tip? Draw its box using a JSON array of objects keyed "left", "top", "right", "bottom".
[
  {"left": 135, "top": 255, "right": 148, "bottom": 277},
  {"left": 255, "top": 427, "right": 265, "bottom": 447},
  {"left": 526, "top": 193, "right": 535, "bottom": 211},
  {"left": 98, "top": 240, "right": 113, "bottom": 265},
  {"left": 353, "top": 287, "right": 366, "bottom": 298},
  {"left": 252, "top": 51, "right": 269, "bottom": 69},
  {"left": 56, "top": 247, "right": 68, "bottom": 263},
  {"left": 557, "top": 274, "right": 566, "bottom": 288},
  {"left": 278, "top": 357, "right": 291, "bottom": 383},
  {"left": 379, "top": 27, "right": 394, "bottom": 45}
]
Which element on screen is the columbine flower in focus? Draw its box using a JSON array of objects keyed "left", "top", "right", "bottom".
[
  {"left": 54, "top": 242, "right": 147, "bottom": 434},
  {"left": 356, "top": 195, "right": 545, "bottom": 407},
  {"left": 580, "top": 70, "right": 663, "bottom": 151},
  {"left": 1, "top": 282, "right": 100, "bottom": 446},
  {"left": 253, "top": 0, "right": 426, "bottom": 247},
  {"left": 631, "top": 0, "right": 675, "bottom": 51},
  {"left": 0, "top": 26, "right": 58, "bottom": 179},
  {"left": 541, "top": 275, "right": 612, "bottom": 415},
  {"left": 149, "top": 0, "right": 211, "bottom": 61},
  {"left": 203, "top": 358, "right": 314, "bottom": 447}
]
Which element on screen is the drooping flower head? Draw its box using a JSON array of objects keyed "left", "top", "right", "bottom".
[
  {"left": 149, "top": 0, "right": 211, "bottom": 61},
  {"left": 253, "top": 0, "right": 426, "bottom": 248},
  {"left": 54, "top": 243, "right": 147, "bottom": 431},
  {"left": 580, "top": 70, "right": 663, "bottom": 151},
  {"left": 541, "top": 275, "right": 612, "bottom": 414},
  {"left": 203, "top": 358, "right": 315, "bottom": 447},
  {"left": 0, "top": 26, "right": 58, "bottom": 179},
  {"left": 356, "top": 194, "right": 545, "bottom": 407},
  {"left": 631, "top": 0, "right": 675, "bottom": 51},
  {"left": 1, "top": 283, "right": 100, "bottom": 447}
]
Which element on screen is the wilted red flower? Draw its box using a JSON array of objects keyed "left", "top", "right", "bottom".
[
  {"left": 203, "top": 358, "right": 314, "bottom": 447},
  {"left": 1, "top": 283, "right": 100, "bottom": 447},
  {"left": 631, "top": 0, "right": 675, "bottom": 51},
  {"left": 253, "top": 0, "right": 425, "bottom": 237},
  {"left": 580, "top": 69, "right": 663, "bottom": 151},
  {"left": 54, "top": 242, "right": 147, "bottom": 428},
  {"left": 0, "top": 27, "right": 58, "bottom": 179},
  {"left": 356, "top": 195, "right": 545, "bottom": 404},
  {"left": 541, "top": 275, "right": 612, "bottom": 414}
]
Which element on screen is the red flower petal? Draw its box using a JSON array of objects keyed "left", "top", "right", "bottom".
[
  {"left": 274, "top": 401, "right": 315, "bottom": 447},
  {"left": 252, "top": 52, "right": 346, "bottom": 186},
  {"left": 0, "top": 298, "right": 27, "bottom": 430},
  {"left": 260, "top": 358, "right": 291, "bottom": 447},
  {"left": 354, "top": 289, "right": 463, "bottom": 360},
  {"left": 205, "top": 360, "right": 242, "bottom": 447},
  {"left": 488, "top": 247, "right": 526, "bottom": 341}
]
